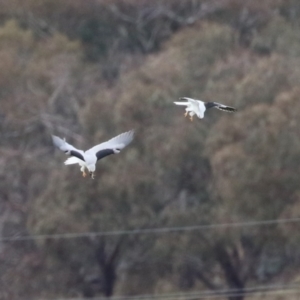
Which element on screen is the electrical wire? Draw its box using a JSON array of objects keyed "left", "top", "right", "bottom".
[
  {"left": 2, "top": 217, "right": 300, "bottom": 242},
  {"left": 37, "top": 283, "right": 300, "bottom": 300}
]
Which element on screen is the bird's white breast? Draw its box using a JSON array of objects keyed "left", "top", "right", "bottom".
[
  {"left": 197, "top": 101, "right": 206, "bottom": 118},
  {"left": 84, "top": 153, "right": 97, "bottom": 165}
]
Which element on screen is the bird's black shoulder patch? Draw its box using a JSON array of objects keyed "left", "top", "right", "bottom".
[
  {"left": 205, "top": 102, "right": 217, "bottom": 109},
  {"left": 96, "top": 149, "right": 115, "bottom": 161},
  {"left": 70, "top": 150, "right": 85, "bottom": 162}
]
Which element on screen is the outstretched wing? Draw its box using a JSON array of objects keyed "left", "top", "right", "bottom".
[
  {"left": 86, "top": 130, "right": 135, "bottom": 161},
  {"left": 174, "top": 101, "right": 189, "bottom": 106},
  {"left": 213, "top": 102, "right": 237, "bottom": 113},
  {"left": 181, "top": 97, "right": 202, "bottom": 110},
  {"left": 52, "top": 135, "right": 85, "bottom": 162},
  {"left": 175, "top": 97, "right": 198, "bottom": 106}
]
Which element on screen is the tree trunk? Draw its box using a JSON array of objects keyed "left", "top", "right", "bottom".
[
  {"left": 214, "top": 244, "right": 245, "bottom": 300},
  {"left": 95, "top": 238, "right": 123, "bottom": 297}
]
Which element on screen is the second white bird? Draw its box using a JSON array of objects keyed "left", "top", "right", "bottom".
[{"left": 174, "top": 97, "right": 237, "bottom": 121}]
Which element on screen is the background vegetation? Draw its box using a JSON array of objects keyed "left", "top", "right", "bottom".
[{"left": 1, "top": 1, "right": 300, "bottom": 299}]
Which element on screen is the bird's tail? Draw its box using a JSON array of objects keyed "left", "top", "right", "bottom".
[{"left": 64, "top": 157, "right": 82, "bottom": 165}]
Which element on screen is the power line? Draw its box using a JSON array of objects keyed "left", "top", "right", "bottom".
[
  {"left": 151, "top": 289, "right": 300, "bottom": 300},
  {"left": 2, "top": 217, "right": 300, "bottom": 242},
  {"left": 38, "top": 284, "right": 300, "bottom": 300}
]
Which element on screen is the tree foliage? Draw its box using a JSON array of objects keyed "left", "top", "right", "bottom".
[{"left": 1, "top": 1, "right": 300, "bottom": 300}]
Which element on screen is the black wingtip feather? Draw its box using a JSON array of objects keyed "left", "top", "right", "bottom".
[{"left": 216, "top": 106, "right": 237, "bottom": 113}]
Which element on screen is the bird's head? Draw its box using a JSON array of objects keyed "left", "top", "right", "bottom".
[{"left": 87, "top": 164, "right": 96, "bottom": 179}]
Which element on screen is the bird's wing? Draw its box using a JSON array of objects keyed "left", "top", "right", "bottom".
[
  {"left": 86, "top": 130, "right": 135, "bottom": 160},
  {"left": 182, "top": 97, "right": 202, "bottom": 111},
  {"left": 52, "top": 135, "right": 85, "bottom": 162},
  {"left": 213, "top": 102, "right": 237, "bottom": 113},
  {"left": 184, "top": 98, "right": 204, "bottom": 114},
  {"left": 64, "top": 157, "right": 84, "bottom": 165},
  {"left": 180, "top": 97, "right": 199, "bottom": 104},
  {"left": 175, "top": 97, "right": 199, "bottom": 108},
  {"left": 175, "top": 97, "right": 196, "bottom": 105},
  {"left": 174, "top": 101, "right": 189, "bottom": 106}
]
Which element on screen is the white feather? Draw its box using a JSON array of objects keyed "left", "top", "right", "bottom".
[
  {"left": 174, "top": 102, "right": 189, "bottom": 106},
  {"left": 85, "top": 130, "right": 135, "bottom": 156},
  {"left": 64, "top": 157, "right": 83, "bottom": 165},
  {"left": 52, "top": 135, "right": 84, "bottom": 155},
  {"left": 174, "top": 97, "right": 206, "bottom": 119}
]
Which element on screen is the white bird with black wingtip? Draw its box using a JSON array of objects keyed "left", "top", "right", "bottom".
[
  {"left": 52, "top": 130, "right": 134, "bottom": 179},
  {"left": 174, "top": 97, "right": 237, "bottom": 121}
]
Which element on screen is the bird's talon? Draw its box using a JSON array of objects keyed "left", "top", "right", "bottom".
[
  {"left": 82, "top": 172, "right": 87, "bottom": 177},
  {"left": 184, "top": 112, "right": 188, "bottom": 117},
  {"left": 190, "top": 116, "right": 193, "bottom": 121}
]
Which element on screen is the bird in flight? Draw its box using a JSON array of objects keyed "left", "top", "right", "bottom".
[
  {"left": 52, "top": 130, "right": 134, "bottom": 179},
  {"left": 174, "top": 97, "right": 237, "bottom": 121}
]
